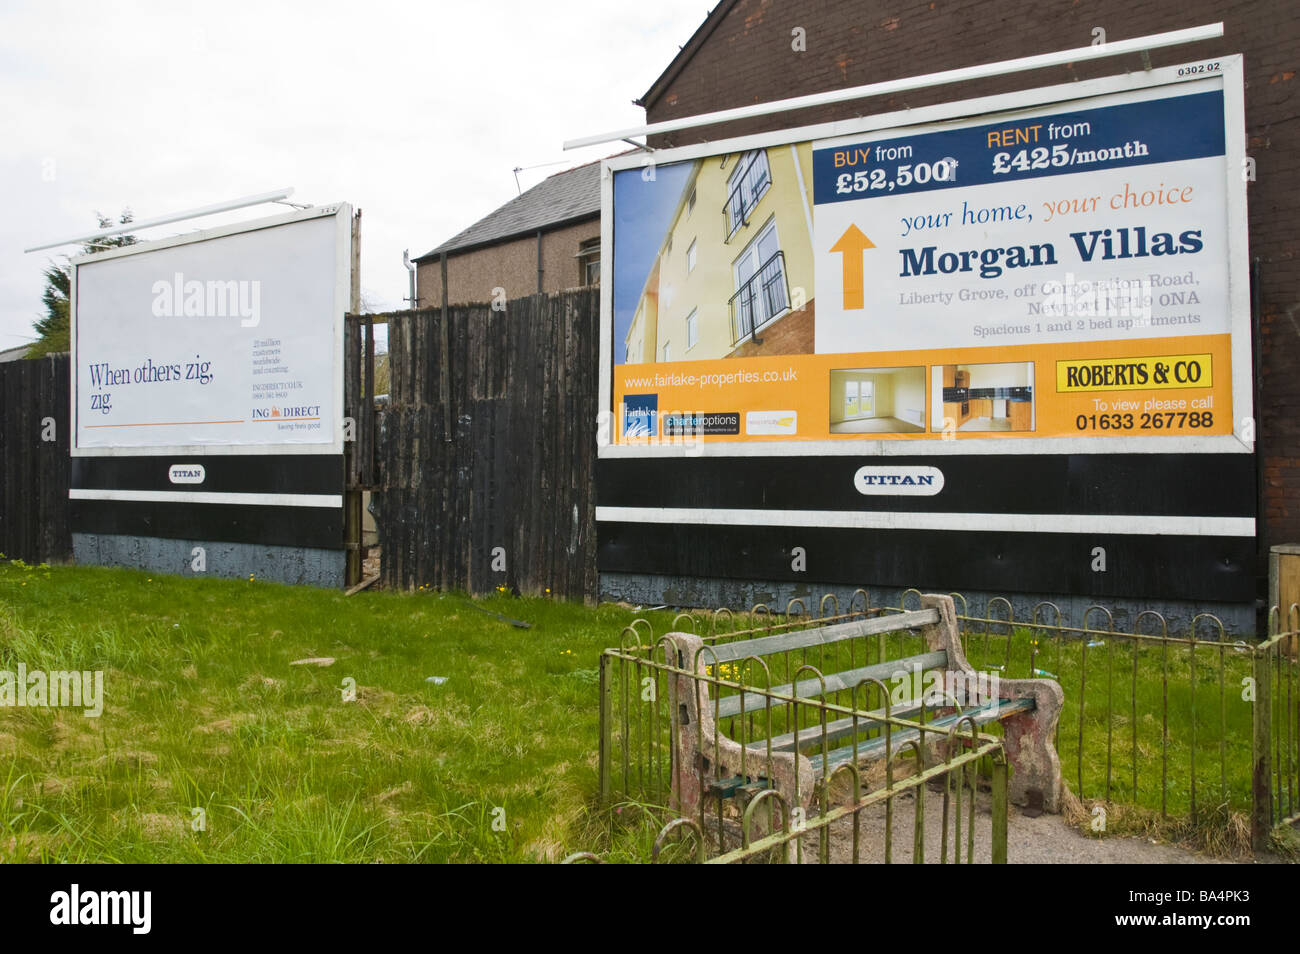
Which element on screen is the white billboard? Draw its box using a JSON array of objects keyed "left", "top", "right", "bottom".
[{"left": 71, "top": 204, "right": 350, "bottom": 455}]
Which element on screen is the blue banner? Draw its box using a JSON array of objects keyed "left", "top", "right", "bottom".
[{"left": 812, "top": 90, "right": 1225, "bottom": 205}]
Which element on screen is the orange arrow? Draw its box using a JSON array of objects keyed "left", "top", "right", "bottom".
[{"left": 829, "top": 224, "right": 875, "bottom": 310}]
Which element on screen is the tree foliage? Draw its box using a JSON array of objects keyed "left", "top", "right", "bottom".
[{"left": 28, "top": 211, "right": 138, "bottom": 358}]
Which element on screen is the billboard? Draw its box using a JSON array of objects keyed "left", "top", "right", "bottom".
[
  {"left": 603, "top": 61, "right": 1250, "bottom": 455},
  {"left": 67, "top": 204, "right": 352, "bottom": 587},
  {"left": 72, "top": 205, "right": 350, "bottom": 455},
  {"left": 597, "top": 58, "right": 1255, "bottom": 609}
]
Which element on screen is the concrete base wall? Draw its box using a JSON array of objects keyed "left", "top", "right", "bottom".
[
  {"left": 599, "top": 572, "right": 1258, "bottom": 637},
  {"left": 73, "top": 534, "right": 346, "bottom": 589}
]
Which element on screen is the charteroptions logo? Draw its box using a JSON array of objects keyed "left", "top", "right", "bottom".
[
  {"left": 623, "top": 394, "right": 659, "bottom": 438},
  {"left": 662, "top": 411, "right": 740, "bottom": 436}
]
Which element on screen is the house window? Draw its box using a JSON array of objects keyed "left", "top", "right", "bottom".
[
  {"left": 844, "top": 380, "right": 874, "bottom": 418},
  {"left": 729, "top": 219, "right": 789, "bottom": 343},
  {"left": 578, "top": 239, "right": 600, "bottom": 286},
  {"left": 724, "top": 150, "right": 772, "bottom": 240},
  {"left": 686, "top": 239, "right": 697, "bottom": 273},
  {"left": 688, "top": 188, "right": 697, "bottom": 213},
  {"left": 662, "top": 341, "right": 671, "bottom": 363},
  {"left": 686, "top": 309, "right": 698, "bottom": 350}
]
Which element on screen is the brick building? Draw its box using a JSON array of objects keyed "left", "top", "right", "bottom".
[
  {"left": 413, "top": 160, "right": 601, "bottom": 305},
  {"left": 612, "top": 0, "right": 1297, "bottom": 607}
]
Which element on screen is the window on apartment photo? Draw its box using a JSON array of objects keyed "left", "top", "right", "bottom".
[
  {"left": 688, "top": 187, "right": 697, "bottom": 214},
  {"left": 662, "top": 341, "right": 671, "bottom": 363},
  {"left": 578, "top": 238, "right": 600, "bottom": 286},
  {"left": 731, "top": 219, "right": 788, "bottom": 341},
  {"left": 686, "top": 309, "right": 698, "bottom": 350},
  {"left": 844, "top": 379, "right": 874, "bottom": 418},
  {"left": 686, "top": 239, "right": 697, "bottom": 273},
  {"left": 725, "top": 149, "right": 772, "bottom": 239}
]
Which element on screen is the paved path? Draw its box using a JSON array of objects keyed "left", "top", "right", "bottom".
[{"left": 775, "top": 789, "right": 1243, "bottom": 864}]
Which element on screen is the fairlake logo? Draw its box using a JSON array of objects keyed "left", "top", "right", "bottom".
[
  {"left": 623, "top": 394, "right": 659, "bottom": 438},
  {"left": 0, "top": 664, "right": 103, "bottom": 717},
  {"left": 151, "top": 272, "right": 261, "bottom": 327},
  {"left": 50, "top": 884, "right": 151, "bottom": 934}
]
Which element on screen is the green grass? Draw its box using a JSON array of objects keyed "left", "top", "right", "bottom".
[
  {"left": 0, "top": 559, "right": 683, "bottom": 863},
  {"left": 0, "top": 560, "right": 1286, "bottom": 862}
]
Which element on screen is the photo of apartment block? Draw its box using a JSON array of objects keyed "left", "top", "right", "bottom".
[
  {"left": 622, "top": 144, "right": 816, "bottom": 364},
  {"left": 828, "top": 366, "right": 927, "bottom": 433},
  {"left": 931, "top": 362, "right": 1035, "bottom": 432}
]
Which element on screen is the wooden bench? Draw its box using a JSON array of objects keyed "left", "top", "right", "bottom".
[{"left": 664, "top": 593, "right": 1063, "bottom": 823}]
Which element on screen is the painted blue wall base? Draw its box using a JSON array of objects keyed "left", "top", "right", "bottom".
[
  {"left": 599, "top": 572, "right": 1258, "bottom": 637},
  {"left": 73, "top": 533, "right": 346, "bottom": 588}
]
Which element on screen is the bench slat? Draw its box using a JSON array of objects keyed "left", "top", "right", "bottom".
[
  {"left": 705, "top": 609, "right": 940, "bottom": 665},
  {"left": 752, "top": 701, "right": 930, "bottom": 752},
  {"left": 807, "top": 698, "right": 1035, "bottom": 777},
  {"left": 713, "top": 650, "right": 948, "bottom": 720},
  {"left": 744, "top": 696, "right": 1035, "bottom": 754}
]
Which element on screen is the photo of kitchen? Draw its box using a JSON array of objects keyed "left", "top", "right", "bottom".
[
  {"left": 931, "top": 361, "right": 1035, "bottom": 432},
  {"left": 828, "top": 366, "right": 927, "bottom": 433}
]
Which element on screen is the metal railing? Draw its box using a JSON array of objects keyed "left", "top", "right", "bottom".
[
  {"left": 728, "top": 250, "right": 789, "bottom": 345},
  {"left": 589, "top": 594, "right": 1010, "bottom": 863},
  {"left": 580, "top": 589, "right": 1300, "bottom": 859},
  {"left": 722, "top": 151, "right": 770, "bottom": 241},
  {"left": 881, "top": 589, "right": 1296, "bottom": 851}
]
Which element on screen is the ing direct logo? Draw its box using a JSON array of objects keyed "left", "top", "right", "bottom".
[{"left": 250, "top": 404, "right": 320, "bottom": 421}]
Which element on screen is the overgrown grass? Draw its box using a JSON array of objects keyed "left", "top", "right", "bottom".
[
  {"left": 0, "top": 561, "right": 1287, "bottom": 862},
  {"left": 0, "top": 560, "right": 684, "bottom": 863}
]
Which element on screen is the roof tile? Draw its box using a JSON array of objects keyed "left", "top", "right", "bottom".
[{"left": 415, "top": 161, "right": 601, "bottom": 261}]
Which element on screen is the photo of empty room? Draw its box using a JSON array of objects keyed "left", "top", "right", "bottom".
[
  {"left": 931, "top": 362, "right": 1035, "bottom": 432},
  {"left": 828, "top": 366, "right": 926, "bottom": 434}
]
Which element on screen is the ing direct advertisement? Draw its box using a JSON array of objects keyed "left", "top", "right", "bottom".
[{"left": 71, "top": 207, "right": 350, "bottom": 455}]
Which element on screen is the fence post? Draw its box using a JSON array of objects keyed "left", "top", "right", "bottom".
[
  {"left": 991, "top": 752, "right": 1008, "bottom": 864},
  {"left": 598, "top": 651, "right": 612, "bottom": 807},
  {"left": 1252, "top": 647, "right": 1273, "bottom": 852}
]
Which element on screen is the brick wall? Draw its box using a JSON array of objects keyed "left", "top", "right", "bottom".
[
  {"left": 730, "top": 299, "right": 815, "bottom": 357},
  {"left": 644, "top": 0, "right": 1299, "bottom": 574},
  {"left": 415, "top": 217, "right": 600, "bottom": 306}
]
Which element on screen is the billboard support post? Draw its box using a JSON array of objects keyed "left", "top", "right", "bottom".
[{"left": 345, "top": 211, "right": 364, "bottom": 587}]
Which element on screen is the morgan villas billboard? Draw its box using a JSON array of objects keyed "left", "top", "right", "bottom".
[
  {"left": 69, "top": 204, "right": 352, "bottom": 586},
  {"left": 598, "top": 59, "right": 1254, "bottom": 612}
]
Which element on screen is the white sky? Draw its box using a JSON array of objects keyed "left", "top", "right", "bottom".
[{"left": 0, "top": 0, "right": 711, "bottom": 349}]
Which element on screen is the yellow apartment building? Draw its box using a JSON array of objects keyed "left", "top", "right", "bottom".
[{"left": 624, "top": 143, "right": 816, "bottom": 364}]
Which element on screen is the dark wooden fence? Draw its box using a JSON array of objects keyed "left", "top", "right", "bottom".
[
  {"left": 355, "top": 288, "right": 599, "bottom": 600},
  {"left": 0, "top": 354, "right": 72, "bottom": 563}
]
